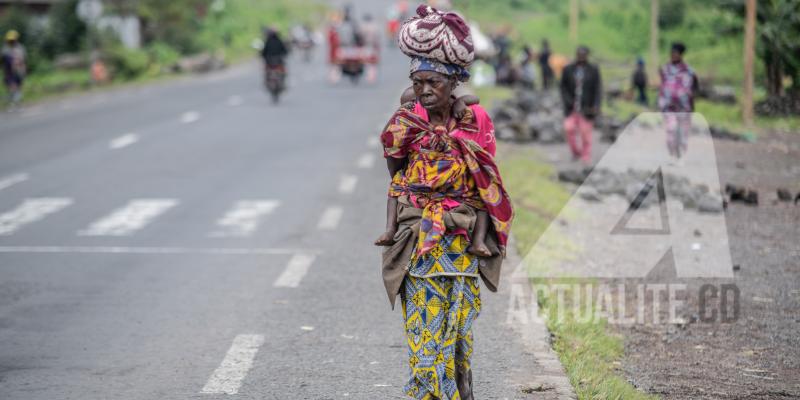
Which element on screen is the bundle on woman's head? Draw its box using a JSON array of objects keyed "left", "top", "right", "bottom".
[{"left": 398, "top": 5, "right": 474, "bottom": 81}]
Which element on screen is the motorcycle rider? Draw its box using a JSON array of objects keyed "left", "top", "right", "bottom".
[
  {"left": 261, "top": 28, "right": 289, "bottom": 102},
  {"left": 261, "top": 28, "right": 289, "bottom": 68}
]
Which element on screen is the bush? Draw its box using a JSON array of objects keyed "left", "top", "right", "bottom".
[
  {"left": 105, "top": 46, "right": 150, "bottom": 80},
  {"left": 147, "top": 42, "right": 181, "bottom": 71}
]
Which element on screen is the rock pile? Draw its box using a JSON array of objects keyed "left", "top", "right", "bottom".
[
  {"left": 493, "top": 89, "right": 564, "bottom": 143},
  {"left": 557, "top": 167, "right": 725, "bottom": 213},
  {"left": 492, "top": 89, "right": 629, "bottom": 143}
]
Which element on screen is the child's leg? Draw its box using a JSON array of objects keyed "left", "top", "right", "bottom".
[
  {"left": 467, "top": 210, "right": 492, "bottom": 257},
  {"left": 374, "top": 196, "right": 399, "bottom": 246}
]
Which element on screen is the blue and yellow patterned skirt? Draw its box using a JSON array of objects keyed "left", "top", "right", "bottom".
[{"left": 401, "top": 234, "right": 481, "bottom": 400}]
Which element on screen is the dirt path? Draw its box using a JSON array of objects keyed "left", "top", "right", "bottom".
[{"left": 528, "top": 126, "right": 800, "bottom": 399}]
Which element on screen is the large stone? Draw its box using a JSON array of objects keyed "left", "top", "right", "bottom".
[{"left": 697, "top": 194, "right": 724, "bottom": 213}]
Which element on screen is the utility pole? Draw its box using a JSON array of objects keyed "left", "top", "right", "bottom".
[
  {"left": 649, "top": 0, "right": 659, "bottom": 86},
  {"left": 570, "top": 0, "right": 579, "bottom": 44},
  {"left": 742, "top": 0, "right": 756, "bottom": 128}
]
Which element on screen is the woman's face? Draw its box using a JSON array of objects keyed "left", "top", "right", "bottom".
[{"left": 411, "top": 71, "right": 454, "bottom": 111}]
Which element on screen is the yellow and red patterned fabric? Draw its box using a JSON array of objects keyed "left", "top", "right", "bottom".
[{"left": 381, "top": 103, "right": 513, "bottom": 257}]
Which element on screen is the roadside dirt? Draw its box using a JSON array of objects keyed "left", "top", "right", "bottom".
[{"left": 531, "top": 128, "right": 800, "bottom": 399}]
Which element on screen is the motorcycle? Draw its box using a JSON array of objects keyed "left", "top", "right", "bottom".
[
  {"left": 264, "top": 62, "right": 286, "bottom": 104},
  {"left": 337, "top": 46, "right": 370, "bottom": 84}
]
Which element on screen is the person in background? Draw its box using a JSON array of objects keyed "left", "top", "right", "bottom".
[
  {"left": 519, "top": 45, "right": 536, "bottom": 89},
  {"left": 2, "top": 30, "right": 27, "bottom": 108},
  {"left": 632, "top": 57, "right": 648, "bottom": 106},
  {"left": 658, "top": 42, "right": 698, "bottom": 164},
  {"left": 560, "top": 46, "right": 602, "bottom": 165},
  {"left": 261, "top": 28, "right": 289, "bottom": 68},
  {"left": 327, "top": 12, "right": 342, "bottom": 83},
  {"left": 538, "top": 39, "right": 553, "bottom": 90},
  {"left": 361, "top": 13, "right": 380, "bottom": 83}
]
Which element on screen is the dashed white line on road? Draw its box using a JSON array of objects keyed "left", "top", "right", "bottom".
[
  {"left": 209, "top": 200, "right": 280, "bottom": 237},
  {"left": 181, "top": 111, "right": 200, "bottom": 124},
  {"left": 274, "top": 254, "right": 317, "bottom": 288},
  {"left": 79, "top": 199, "right": 177, "bottom": 236},
  {"left": 201, "top": 334, "right": 265, "bottom": 395},
  {"left": 356, "top": 153, "right": 376, "bottom": 169},
  {"left": 227, "top": 95, "right": 244, "bottom": 106},
  {"left": 0, "top": 173, "right": 29, "bottom": 191},
  {"left": 109, "top": 133, "right": 139, "bottom": 150},
  {"left": 316, "top": 206, "right": 343, "bottom": 230},
  {"left": 0, "top": 246, "right": 322, "bottom": 255},
  {"left": 0, "top": 198, "right": 73, "bottom": 235},
  {"left": 367, "top": 136, "right": 380, "bottom": 148},
  {"left": 338, "top": 175, "right": 358, "bottom": 195}
]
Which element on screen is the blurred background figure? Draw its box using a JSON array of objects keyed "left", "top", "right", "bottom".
[
  {"left": 631, "top": 57, "right": 648, "bottom": 106},
  {"left": 560, "top": 46, "right": 602, "bottom": 165},
  {"left": 2, "top": 29, "right": 26, "bottom": 109},
  {"left": 361, "top": 13, "right": 380, "bottom": 83},
  {"left": 290, "top": 23, "right": 315, "bottom": 63},
  {"left": 538, "top": 39, "right": 553, "bottom": 90},
  {"left": 519, "top": 44, "right": 536, "bottom": 89},
  {"left": 327, "top": 11, "right": 342, "bottom": 83},
  {"left": 261, "top": 27, "right": 289, "bottom": 103},
  {"left": 658, "top": 42, "right": 699, "bottom": 164}
]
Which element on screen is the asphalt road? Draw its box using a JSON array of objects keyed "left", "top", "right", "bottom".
[{"left": 0, "top": 3, "right": 573, "bottom": 399}]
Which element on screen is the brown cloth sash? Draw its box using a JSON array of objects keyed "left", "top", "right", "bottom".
[{"left": 382, "top": 195, "right": 505, "bottom": 309}]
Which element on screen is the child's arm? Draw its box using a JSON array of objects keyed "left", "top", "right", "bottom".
[
  {"left": 386, "top": 157, "right": 407, "bottom": 178},
  {"left": 375, "top": 195, "right": 399, "bottom": 246},
  {"left": 452, "top": 94, "right": 480, "bottom": 120}
]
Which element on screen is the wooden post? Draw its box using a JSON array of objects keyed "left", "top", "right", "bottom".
[
  {"left": 742, "top": 0, "right": 756, "bottom": 128},
  {"left": 649, "top": 0, "right": 659, "bottom": 86},
  {"left": 570, "top": 0, "right": 579, "bottom": 44}
]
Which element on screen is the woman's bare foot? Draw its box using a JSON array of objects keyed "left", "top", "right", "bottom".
[
  {"left": 467, "top": 241, "right": 492, "bottom": 257},
  {"left": 374, "top": 230, "right": 397, "bottom": 246}
]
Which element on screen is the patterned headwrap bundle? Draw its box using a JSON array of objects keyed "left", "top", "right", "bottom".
[{"left": 399, "top": 5, "right": 474, "bottom": 70}]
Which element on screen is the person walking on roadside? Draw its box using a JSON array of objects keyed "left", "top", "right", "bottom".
[
  {"left": 632, "top": 57, "right": 648, "bottom": 106},
  {"left": 560, "top": 46, "right": 602, "bottom": 165},
  {"left": 658, "top": 42, "right": 698, "bottom": 164},
  {"left": 2, "top": 30, "right": 27, "bottom": 109},
  {"left": 383, "top": 6, "right": 513, "bottom": 399},
  {"left": 538, "top": 39, "right": 553, "bottom": 90}
]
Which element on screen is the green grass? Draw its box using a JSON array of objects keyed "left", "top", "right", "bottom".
[{"left": 497, "top": 144, "right": 658, "bottom": 400}]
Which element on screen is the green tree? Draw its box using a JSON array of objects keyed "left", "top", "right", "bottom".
[{"left": 718, "top": 0, "right": 800, "bottom": 97}]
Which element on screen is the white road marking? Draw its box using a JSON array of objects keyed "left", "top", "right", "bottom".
[
  {"left": 0, "top": 198, "right": 73, "bottom": 235},
  {"left": 367, "top": 136, "right": 381, "bottom": 148},
  {"left": 0, "top": 173, "right": 29, "bottom": 191},
  {"left": 209, "top": 200, "right": 280, "bottom": 237},
  {"left": 109, "top": 133, "right": 139, "bottom": 150},
  {"left": 338, "top": 175, "right": 358, "bottom": 195},
  {"left": 273, "top": 253, "right": 316, "bottom": 288},
  {"left": 227, "top": 95, "right": 243, "bottom": 106},
  {"left": 356, "top": 153, "right": 376, "bottom": 169},
  {"left": 0, "top": 246, "right": 321, "bottom": 255},
  {"left": 300, "top": 326, "right": 315, "bottom": 331},
  {"left": 201, "top": 334, "right": 265, "bottom": 395},
  {"left": 79, "top": 199, "right": 177, "bottom": 236},
  {"left": 181, "top": 111, "right": 200, "bottom": 124},
  {"left": 316, "top": 206, "right": 343, "bottom": 231}
]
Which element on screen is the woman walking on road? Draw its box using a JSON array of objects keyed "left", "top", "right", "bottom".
[{"left": 377, "top": 6, "right": 513, "bottom": 399}]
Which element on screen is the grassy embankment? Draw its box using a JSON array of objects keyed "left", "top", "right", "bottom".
[
  {"left": 459, "top": 0, "right": 800, "bottom": 135},
  {"left": 1, "top": 0, "right": 325, "bottom": 104},
  {"left": 476, "top": 82, "right": 659, "bottom": 399}
]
